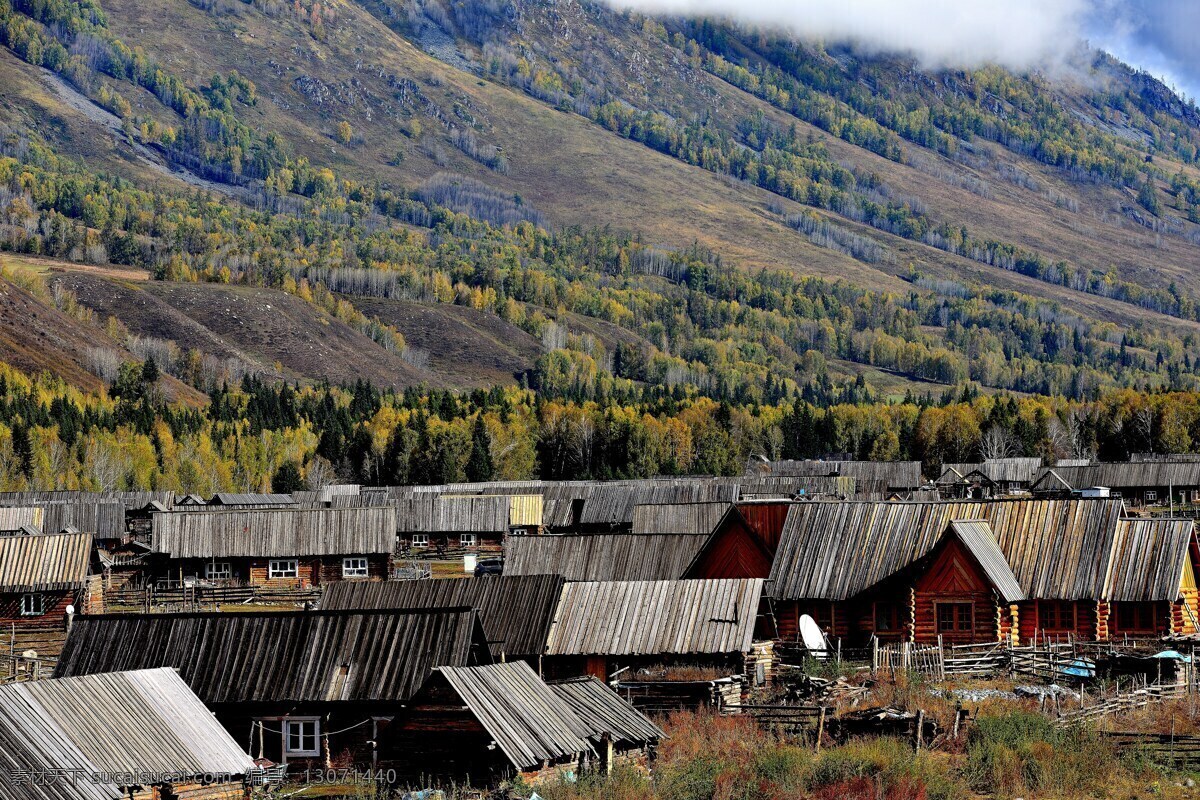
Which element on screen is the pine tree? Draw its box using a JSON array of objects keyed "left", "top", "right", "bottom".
[
  {"left": 271, "top": 461, "right": 304, "bottom": 493},
  {"left": 466, "top": 415, "right": 494, "bottom": 482}
]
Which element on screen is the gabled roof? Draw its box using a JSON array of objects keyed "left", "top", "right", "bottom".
[
  {"left": 0, "top": 669, "right": 254, "bottom": 782},
  {"left": 54, "top": 608, "right": 490, "bottom": 704},
  {"left": 322, "top": 574, "right": 565, "bottom": 658},
  {"left": 946, "top": 520, "right": 1025, "bottom": 603},
  {"left": 435, "top": 662, "right": 594, "bottom": 771},
  {"left": 505, "top": 533, "right": 707, "bottom": 581},
  {"left": 769, "top": 499, "right": 1127, "bottom": 601},
  {"left": 151, "top": 506, "right": 396, "bottom": 558},
  {"left": 1032, "top": 461, "right": 1200, "bottom": 491},
  {"left": 545, "top": 579, "right": 763, "bottom": 656},
  {"left": 549, "top": 677, "right": 665, "bottom": 747},
  {"left": 0, "top": 531, "right": 91, "bottom": 593},
  {"left": 945, "top": 458, "right": 1043, "bottom": 484},
  {"left": 748, "top": 460, "right": 923, "bottom": 490}
]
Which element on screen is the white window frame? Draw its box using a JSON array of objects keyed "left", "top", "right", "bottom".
[
  {"left": 1145, "top": 490, "right": 1158, "bottom": 502},
  {"left": 19, "top": 594, "right": 43, "bottom": 617},
  {"left": 460, "top": 533, "right": 478, "bottom": 548},
  {"left": 410, "top": 533, "right": 429, "bottom": 548},
  {"left": 283, "top": 717, "right": 321, "bottom": 757},
  {"left": 268, "top": 559, "right": 299, "bottom": 579},
  {"left": 205, "top": 561, "right": 232, "bottom": 580},
  {"left": 342, "top": 557, "right": 369, "bottom": 578}
]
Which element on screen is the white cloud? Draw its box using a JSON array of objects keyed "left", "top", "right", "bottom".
[{"left": 605, "top": 0, "right": 1091, "bottom": 71}]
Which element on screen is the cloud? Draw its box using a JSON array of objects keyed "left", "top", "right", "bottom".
[
  {"left": 1087, "top": 0, "right": 1200, "bottom": 99},
  {"left": 604, "top": 0, "right": 1200, "bottom": 98},
  {"left": 605, "top": 0, "right": 1090, "bottom": 71}
]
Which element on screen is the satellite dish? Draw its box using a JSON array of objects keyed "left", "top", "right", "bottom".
[
  {"left": 798, "top": 614, "right": 828, "bottom": 658},
  {"left": 21, "top": 649, "right": 37, "bottom": 660}
]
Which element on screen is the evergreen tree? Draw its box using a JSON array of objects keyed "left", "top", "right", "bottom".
[
  {"left": 271, "top": 461, "right": 305, "bottom": 493},
  {"left": 465, "top": 415, "right": 494, "bottom": 482}
]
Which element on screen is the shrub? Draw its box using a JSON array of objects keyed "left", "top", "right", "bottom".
[{"left": 809, "top": 738, "right": 965, "bottom": 800}]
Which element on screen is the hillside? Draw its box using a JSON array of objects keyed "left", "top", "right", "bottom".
[{"left": 1, "top": 0, "right": 1200, "bottom": 403}]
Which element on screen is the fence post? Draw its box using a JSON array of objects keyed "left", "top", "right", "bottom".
[
  {"left": 914, "top": 709, "right": 925, "bottom": 752},
  {"left": 902, "top": 641, "right": 911, "bottom": 672},
  {"left": 937, "top": 634, "right": 945, "bottom": 681},
  {"left": 836, "top": 638, "right": 842, "bottom": 669},
  {"left": 871, "top": 637, "right": 878, "bottom": 675},
  {"left": 815, "top": 706, "right": 826, "bottom": 754}
]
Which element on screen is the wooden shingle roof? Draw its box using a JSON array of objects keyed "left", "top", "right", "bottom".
[
  {"left": 549, "top": 677, "right": 665, "bottom": 746},
  {"left": 1, "top": 668, "right": 254, "bottom": 781},
  {"left": 545, "top": 579, "right": 763, "bottom": 656},
  {"left": 434, "top": 662, "right": 594, "bottom": 771},
  {"left": 0, "top": 507, "right": 43, "bottom": 532},
  {"left": 54, "top": 609, "right": 490, "bottom": 704},
  {"left": 769, "top": 499, "right": 1127, "bottom": 601},
  {"left": 505, "top": 534, "right": 707, "bottom": 581},
  {"left": 1032, "top": 461, "right": 1200, "bottom": 491},
  {"left": 1104, "top": 518, "right": 1196, "bottom": 602},
  {"left": 947, "top": 520, "right": 1025, "bottom": 603},
  {"left": 151, "top": 506, "right": 396, "bottom": 558},
  {"left": 322, "top": 574, "right": 565, "bottom": 658},
  {"left": 0, "top": 531, "right": 91, "bottom": 593},
  {"left": 630, "top": 502, "right": 729, "bottom": 535}
]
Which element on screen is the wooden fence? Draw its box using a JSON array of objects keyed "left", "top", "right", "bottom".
[
  {"left": 105, "top": 582, "right": 322, "bottom": 611},
  {"left": 1097, "top": 730, "right": 1200, "bottom": 769},
  {"left": 1058, "top": 679, "right": 1188, "bottom": 725},
  {"left": 873, "top": 640, "right": 945, "bottom": 679},
  {"left": 0, "top": 653, "right": 56, "bottom": 684}
]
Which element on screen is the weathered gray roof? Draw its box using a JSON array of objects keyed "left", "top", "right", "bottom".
[
  {"left": 769, "top": 499, "right": 1128, "bottom": 601},
  {"left": 55, "top": 609, "right": 489, "bottom": 704},
  {"left": 505, "top": 534, "right": 707, "bottom": 581},
  {"left": 21, "top": 501, "right": 126, "bottom": 539},
  {"left": 946, "top": 458, "right": 1043, "bottom": 484},
  {"left": 0, "top": 507, "right": 42, "bottom": 532},
  {"left": 549, "top": 677, "right": 665, "bottom": 746},
  {"left": 749, "top": 460, "right": 923, "bottom": 490},
  {"left": 0, "top": 531, "right": 91, "bottom": 593},
  {"left": 322, "top": 574, "right": 565, "bottom": 657},
  {"left": 947, "top": 520, "right": 1025, "bottom": 603},
  {"left": 545, "top": 579, "right": 763, "bottom": 656},
  {"left": 435, "top": 662, "right": 594, "bottom": 770},
  {"left": 1032, "top": 461, "right": 1200, "bottom": 491},
  {"left": 0, "top": 491, "right": 171, "bottom": 510},
  {"left": 1105, "top": 518, "right": 1196, "bottom": 602},
  {"left": 0, "top": 668, "right": 253, "bottom": 784},
  {"left": 151, "top": 506, "right": 396, "bottom": 558},
  {"left": 207, "top": 492, "right": 297, "bottom": 507},
  {"left": 630, "top": 502, "right": 729, "bottom": 535}
]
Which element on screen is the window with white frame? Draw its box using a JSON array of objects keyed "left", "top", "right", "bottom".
[
  {"left": 342, "top": 557, "right": 369, "bottom": 578},
  {"left": 460, "top": 533, "right": 477, "bottom": 548},
  {"left": 268, "top": 559, "right": 299, "bottom": 579},
  {"left": 19, "top": 594, "right": 43, "bottom": 616},
  {"left": 1145, "top": 490, "right": 1158, "bottom": 502},
  {"left": 205, "top": 561, "right": 232, "bottom": 580},
  {"left": 410, "top": 533, "right": 429, "bottom": 548},
  {"left": 283, "top": 718, "right": 320, "bottom": 757}
]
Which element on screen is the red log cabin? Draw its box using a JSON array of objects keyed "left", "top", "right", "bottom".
[
  {"left": 0, "top": 529, "right": 93, "bottom": 626},
  {"left": 694, "top": 498, "right": 1199, "bottom": 645}
]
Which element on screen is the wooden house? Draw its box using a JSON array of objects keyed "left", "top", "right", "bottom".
[
  {"left": 767, "top": 499, "right": 1200, "bottom": 644},
  {"left": 322, "top": 574, "right": 566, "bottom": 663},
  {"left": 504, "top": 533, "right": 708, "bottom": 581},
  {"left": 0, "top": 667, "right": 254, "bottom": 800},
  {"left": 541, "top": 579, "right": 764, "bottom": 680},
  {"left": 150, "top": 506, "right": 396, "bottom": 588},
  {"left": 386, "top": 661, "right": 661, "bottom": 786},
  {"left": 1030, "top": 461, "right": 1200, "bottom": 506},
  {"left": 940, "top": 458, "right": 1044, "bottom": 498},
  {"left": 0, "top": 506, "right": 43, "bottom": 533},
  {"left": 396, "top": 492, "right": 542, "bottom": 557},
  {"left": 0, "top": 529, "right": 93, "bottom": 624},
  {"left": 54, "top": 608, "right": 492, "bottom": 771}
]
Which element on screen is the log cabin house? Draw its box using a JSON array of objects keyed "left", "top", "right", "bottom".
[
  {"left": 0, "top": 506, "right": 43, "bottom": 533},
  {"left": 938, "top": 458, "right": 1044, "bottom": 498},
  {"left": 541, "top": 579, "right": 765, "bottom": 681},
  {"left": 745, "top": 459, "right": 924, "bottom": 494},
  {"left": 1030, "top": 461, "right": 1200, "bottom": 506},
  {"left": 149, "top": 506, "right": 396, "bottom": 588},
  {"left": 322, "top": 574, "right": 566, "bottom": 663},
  {"left": 763, "top": 499, "right": 1200, "bottom": 645},
  {"left": 0, "top": 667, "right": 254, "bottom": 800},
  {"left": 0, "top": 529, "right": 93, "bottom": 625},
  {"left": 385, "top": 661, "right": 662, "bottom": 786},
  {"left": 684, "top": 500, "right": 795, "bottom": 582},
  {"left": 54, "top": 608, "right": 492, "bottom": 772}
]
